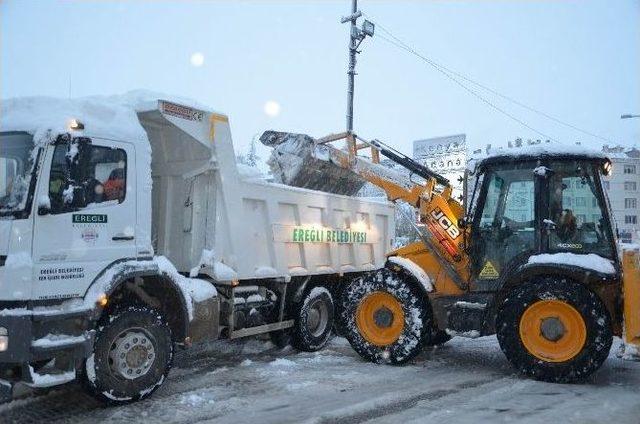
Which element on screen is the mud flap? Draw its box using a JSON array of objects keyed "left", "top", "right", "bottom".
[{"left": 621, "top": 249, "right": 640, "bottom": 360}]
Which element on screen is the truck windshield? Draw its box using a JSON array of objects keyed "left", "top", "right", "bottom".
[{"left": 0, "top": 132, "right": 37, "bottom": 217}]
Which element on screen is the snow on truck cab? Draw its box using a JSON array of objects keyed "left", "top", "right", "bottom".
[{"left": 0, "top": 93, "right": 395, "bottom": 403}]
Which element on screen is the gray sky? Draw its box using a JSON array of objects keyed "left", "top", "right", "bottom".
[{"left": 2, "top": 0, "right": 639, "bottom": 159}]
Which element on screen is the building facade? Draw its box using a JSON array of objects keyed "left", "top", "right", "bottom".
[
  {"left": 602, "top": 146, "right": 640, "bottom": 243},
  {"left": 413, "top": 134, "right": 467, "bottom": 201}
]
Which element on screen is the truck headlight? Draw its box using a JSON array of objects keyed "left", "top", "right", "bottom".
[{"left": 0, "top": 327, "right": 7, "bottom": 352}]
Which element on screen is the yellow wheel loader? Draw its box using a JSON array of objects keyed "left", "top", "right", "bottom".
[{"left": 262, "top": 130, "right": 640, "bottom": 383}]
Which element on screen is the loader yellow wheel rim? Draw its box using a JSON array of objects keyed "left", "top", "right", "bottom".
[
  {"left": 356, "top": 291, "right": 404, "bottom": 346},
  {"left": 519, "top": 300, "right": 587, "bottom": 363}
]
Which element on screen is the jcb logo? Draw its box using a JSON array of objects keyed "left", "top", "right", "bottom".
[{"left": 430, "top": 208, "right": 460, "bottom": 240}]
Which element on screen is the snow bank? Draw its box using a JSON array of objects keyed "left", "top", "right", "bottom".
[
  {"left": 527, "top": 253, "right": 615, "bottom": 274},
  {"left": 387, "top": 256, "right": 433, "bottom": 292}
]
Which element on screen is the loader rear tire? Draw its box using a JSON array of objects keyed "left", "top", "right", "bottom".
[
  {"left": 342, "top": 268, "right": 431, "bottom": 364},
  {"left": 496, "top": 277, "right": 612, "bottom": 383}
]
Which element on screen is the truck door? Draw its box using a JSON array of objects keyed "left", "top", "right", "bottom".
[
  {"left": 471, "top": 162, "right": 538, "bottom": 287},
  {"left": 32, "top": 136, "right": 136, "bottom": 300}
]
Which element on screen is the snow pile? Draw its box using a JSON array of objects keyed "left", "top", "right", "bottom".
[
  {"left": 156, "top": 256, "right": 218, "bottom": 320},
  {"left": 180, "top": 392, "right": 215, "bottom": 406},
  {"left": 261, "top": 130, "right": 367, "bottom": 196},
  {"left": 189, "top": 249, "right": 216, "bottom": 277},
  {"left": 31, "top": 333, "right": 89, "bottom": 348},
  {"left": 445, "top": 329, "right": 481, "bottom": 338},
  {"left": 533, "top": 165, "right": 551, "bottom": 176},
  {"left": 1, "top": 90, "right": 218, "bottom": 145},
  {"left": 27, "top": 366, "right": 75, "bottom": 388},
  {"left": 387, "top": 256, "right": 433, "bottom": 292},
  {"left": 236, "top": 163, "right": 268, "bottom": 181},
  {"left": 454, "top": 301, "right": 486, "bottom": 310},
  {"left": 527, "top": 253, "right": 615, "bottom": 274},
  {"left": 1, "top": 96, "right": 148, "bottom": 144}
]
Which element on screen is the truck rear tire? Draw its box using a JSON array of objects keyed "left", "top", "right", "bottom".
[
  {"left": 83, "top": 305, "right": 173, "bottom": 403},
  {"left": 341, "top": 268, "right": 431, "bottom": 364},
  {"left": 496, "top": 278, "right": 612, "bottom": 383},
  {"left": 291, "top": 286, "right": 334, "bottom": 352}
]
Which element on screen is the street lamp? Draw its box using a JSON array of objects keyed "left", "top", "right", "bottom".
[{"left": 621, "top": 114, "right": 640, "bottom": 119}]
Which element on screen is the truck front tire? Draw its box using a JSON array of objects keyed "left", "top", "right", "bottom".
[
  {"left": 341, "top": 268, "right": 431, "bottom": 364},
  {"left": 83, "top": 305, "right": 173, "bottom": 403},
  {"left": 496, "top": 278, "right": 612, "bottom": 383}
]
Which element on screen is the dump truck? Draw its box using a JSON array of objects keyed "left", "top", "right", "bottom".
[
  {"left": 265, "top": 130, "right": 640, "bottom": 382},
  {"left": 0, "top": 93, "right": 395, "bottom": 403}
]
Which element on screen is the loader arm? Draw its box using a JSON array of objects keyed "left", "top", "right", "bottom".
[{"left": 316, "top": 133, "right": 470, "bottom": 289}]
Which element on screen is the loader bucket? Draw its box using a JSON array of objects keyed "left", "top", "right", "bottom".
[
  {"left": 260, "top": 131, "right": 367, "bottom": 196},
  {"left": 621, "top": 248, "right": 640, "bottom": 360}
]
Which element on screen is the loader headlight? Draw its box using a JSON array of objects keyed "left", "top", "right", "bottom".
[
  {"left": 0, "top": 327, "right": 8, "bottom": 352},
  {"left": 602, "top": 161, "right": 612, "bottom": 176}
]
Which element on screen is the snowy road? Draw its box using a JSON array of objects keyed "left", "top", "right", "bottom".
[{"left": 2, "top": 336, "right": 639, "bottom": 423}]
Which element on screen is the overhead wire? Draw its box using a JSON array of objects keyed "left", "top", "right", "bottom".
[{"left": 364, "top": 13, "right": 615, "bottom": 145}]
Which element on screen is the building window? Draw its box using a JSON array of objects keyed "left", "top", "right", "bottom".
[
  {"left": 624, "top": 164, "right": 636, "bottom": 174},
  {"left": 592, "top": 198, "right": 597, "bottom": 207},
  {"left": 576, "top": 197, "right": 586, "bottom": 207},
  {"left": 625, "top": 181, "right": 637, "bottom": 191},
  {"left": 625, "top": 215, "right": 637, "bottom": 224},
  {"left": 625, "top": 198, "right": 637, "bottom": 209}
]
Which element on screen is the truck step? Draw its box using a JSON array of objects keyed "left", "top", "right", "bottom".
[{"left": 230, "top": 320, "right": 294, "bottom": 339}]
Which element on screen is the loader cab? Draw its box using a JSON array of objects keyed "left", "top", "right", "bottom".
[{"left": 468, "top": 153, "right": 616, "bottom": 288}]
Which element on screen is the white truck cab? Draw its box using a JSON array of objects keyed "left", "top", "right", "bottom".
[{"left": 0, "top": 93, "right": 394, "bottom": 403}]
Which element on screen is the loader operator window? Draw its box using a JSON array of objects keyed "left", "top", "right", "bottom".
[
  {"left": 474, "top": 166, "right": 536, "bottom": 280},
  {"left": 547, "top": 161, "right": 612, "bottom": 258},
  {"left": 48, "top": 142, "right": 127, "bottom": 213}
]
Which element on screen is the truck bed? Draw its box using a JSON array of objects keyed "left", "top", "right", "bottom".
[{"left": 138, "top": 101, "right": 394, "bottom": 282}]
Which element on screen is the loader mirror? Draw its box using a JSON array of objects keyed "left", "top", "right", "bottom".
[{"left": 602, "top": 160, "right": 612, "bottom": 176}]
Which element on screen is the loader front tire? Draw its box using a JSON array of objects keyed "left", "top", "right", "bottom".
[
  {"left": 342, "top": 268, "right": 431, "bottom": 364},
  {"left": 496, "top": 277, "right": 612, "bottom": 383}
]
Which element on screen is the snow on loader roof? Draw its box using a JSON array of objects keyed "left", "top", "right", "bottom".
[{"left": 470, "top": 141, "right": 609, "bottom": 172}]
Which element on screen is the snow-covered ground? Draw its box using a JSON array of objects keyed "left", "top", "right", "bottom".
[{"left": 1, "top": 336, "right": 639, "bottom": 423}]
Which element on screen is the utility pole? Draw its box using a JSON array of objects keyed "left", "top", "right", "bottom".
[
  {"left": 346, "top": 0, "right": 358, "bottom": 134},
  {"left": 340, "top": 0, "right": 375, "bottom": 154}
]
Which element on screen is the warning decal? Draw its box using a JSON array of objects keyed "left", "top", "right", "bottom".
[{"left": 479, "top": 261, "right": 499, "bottom": 279}]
